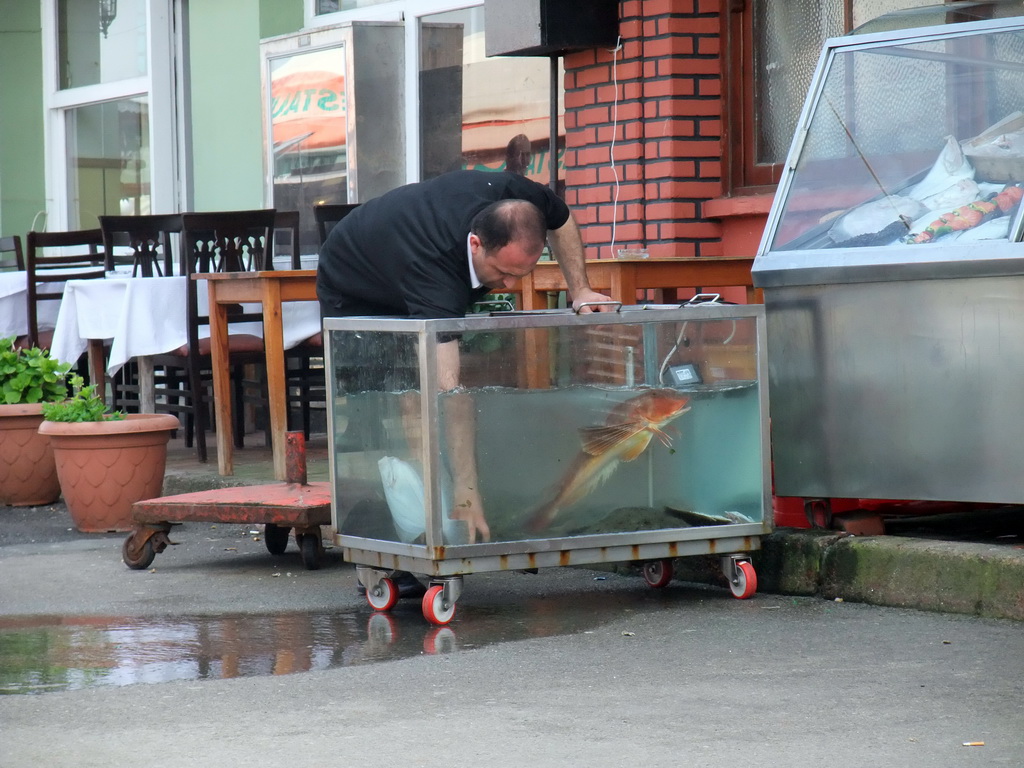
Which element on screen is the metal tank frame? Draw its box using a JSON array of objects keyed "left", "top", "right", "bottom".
[{"left": 324, "top": 304, "right": 770, "bottom": 623}]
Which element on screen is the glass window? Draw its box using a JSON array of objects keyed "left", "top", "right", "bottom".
[
  {"left": 419, "top": 7, "right": 563, "bottom": 185},
  {"left": 65, "top": 97, "right": 150, "bottom": 227},
  {"left": 753, "top": 1, "right": 846, "bottom": 169},
  {"left": 316, "top": 0, "right": 392, "bottom": 14},
  {"left": 58, "top": 0, "right": 147, "bottom": 89},
  {"left": 732, "top": 0, "right": 933, "bottom": 191}
]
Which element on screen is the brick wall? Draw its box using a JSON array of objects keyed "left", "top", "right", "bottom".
[{"left": 563, "top": 0, "right": 725, "bottom": 261}]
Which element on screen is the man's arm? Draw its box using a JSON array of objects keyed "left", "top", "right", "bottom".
[
  {"left": 437, "top": 340, "right": 489, "bottom": 543},
  {"left": 546, "top": 214, "right": 614, "bottom": 313}
]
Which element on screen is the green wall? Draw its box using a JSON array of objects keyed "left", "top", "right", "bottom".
[
  {"left": 188, "top": 0, "right": 303, "bottom": 211},
  {"left": 0, "top": 0, "right": 305, "bottom": 231},
  {"left": 0, "top": 1, "right": 45, "bottom": 238}
]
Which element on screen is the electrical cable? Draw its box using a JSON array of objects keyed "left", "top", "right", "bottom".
[{"left": 608, "top": 36, "right": 623, "bottom": 257}]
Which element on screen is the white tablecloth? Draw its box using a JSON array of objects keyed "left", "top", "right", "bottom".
[
  {"left": 0, "top": 271, "right": 61, "bottom": 339},
  {"left": 50, "top": 276, "right": 322, "bottom": 375}
]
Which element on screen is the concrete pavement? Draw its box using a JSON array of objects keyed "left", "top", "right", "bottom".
[
  {"left": 1, "top": 434, "right": 1023, "bottom": 766},
  {"left": 0, "top": 511, "right": 1021, "bottom": 767}
]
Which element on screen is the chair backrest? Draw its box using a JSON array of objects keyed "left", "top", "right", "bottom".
[
  {"left": 99, "top": 214, "right": 183, "bottom": 277},
  {"left": 0, "top": 235, "right": 24, "bottom": 271},
  {"left": 25, "top": 228, "right": 106, "bottom": 348},
  {"left": 274, "top": 210, "right": 301, "bottom": 269},
  {"left": 180, "top": 210, "right": 276, "bottom": 275},
  {"left": 313, "top": 203, "right": 360, "bottom": 247},
  {"left": 179, "top": 210, "right": 277, "bottom": 348}
]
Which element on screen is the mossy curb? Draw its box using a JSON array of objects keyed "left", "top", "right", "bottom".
[
  {"left": 662, "top": 528, "right": 1024, "bottom": 621},
  {"left": 821, "top": 536, "right": 1024, "bottom": 621}
]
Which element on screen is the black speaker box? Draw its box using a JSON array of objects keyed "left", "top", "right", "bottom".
[{"left": 485, "top": 0, "right": 620, "bottom": 57}]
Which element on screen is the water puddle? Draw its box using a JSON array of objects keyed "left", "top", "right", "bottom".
[{"left": 0, "top": 587, "right": 660, "bottom": 695}]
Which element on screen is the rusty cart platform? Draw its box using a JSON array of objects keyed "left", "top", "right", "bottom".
[{"left": 122, "top": 433, "right": 332, "bottom": 570}]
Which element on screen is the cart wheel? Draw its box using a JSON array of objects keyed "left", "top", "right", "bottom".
[
  {"left": 122, "top": 531, "right": 156, "bottom": 570},
  {"left": 298, "top": 533, "right": 321, "bottom": 571},
  {"left": 366, "top": 577, "right": 399, "bottom": 612},
  {"left": 642, "top": 559, "right": 674, "bottom": 588},
  {"left": 264, "top": 523, "right": 290, "bottom": 555},
  {"left": 729, "top": 560, "right": 757, "bottom": 599},
  {"left": 422, "top": 585, "right": 456, "bottom": 626}
]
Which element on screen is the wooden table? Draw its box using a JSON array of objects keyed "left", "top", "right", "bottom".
[
  {"left": 515, "top": 256, "right": 760, "bottom": 308},
  {"left": 196, "top": 270, "right": 318, "bottom": 480}
]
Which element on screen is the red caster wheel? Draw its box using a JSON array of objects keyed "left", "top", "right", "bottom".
[
  {"left": 642, "top": 559, "right": 674, "bottom": 588},
  {"left": 422, "top": 584, "right": 456, "bottom": 625},
  {"left": 728, "top": 560, "right": 757, "bottom": 599},
  {"left": 366, "top": 577, "right": 399, "bottom": 612}
]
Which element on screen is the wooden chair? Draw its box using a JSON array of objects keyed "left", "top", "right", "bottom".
[
  {"left": 313, "top": 203, "right": 360, "bottom": 247},
  {"left": 99, "top": 214, "right": 183, "bottom": 277},
  {"left": 150, "top": 210, "right": 276, "bottom": 462},
  {"left": 24, "top": 229, "right": 105, "bottom": 351},
  {"left": 0, "top": 235, "right": 24, "bottom": 271},
  {"left": 98, "top": 214, "right": 186, "bottom": 413}
]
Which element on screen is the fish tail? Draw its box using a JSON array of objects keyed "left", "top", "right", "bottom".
[{"left": 524, "top": 501, "right": 559, "bottom": 533}]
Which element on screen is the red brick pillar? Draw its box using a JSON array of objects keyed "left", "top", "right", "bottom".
[{"left": 563, "top": 0, "right": 725, "bottom": 263}]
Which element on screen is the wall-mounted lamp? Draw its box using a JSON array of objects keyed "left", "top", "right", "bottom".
[{"left": 99, "top": 0, "right": 118, "bottom": 38}]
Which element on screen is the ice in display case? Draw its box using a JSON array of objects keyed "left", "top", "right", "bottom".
[
  {"left": 324, "top": 305, "right": 770, "bottom": 624},
  {"left": 753, "top": 10, "right": 1024, "bottom": 507}
]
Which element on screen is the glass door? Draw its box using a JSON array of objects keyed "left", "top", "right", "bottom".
[{"left": 43, "top": 0, "right": 177, "bottom": 229}]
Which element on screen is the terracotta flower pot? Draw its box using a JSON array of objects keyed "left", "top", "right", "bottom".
[
  {"left": 39, "top": 413, "right": 180, "bottom": 533},
  {"left": 0, "top": 403, "right": 61, "bottom": 507}
]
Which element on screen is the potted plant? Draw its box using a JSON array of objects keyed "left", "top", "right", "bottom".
[
  {"left": 39, "top": 375, "right": 179, "bottom": 533},
  {"left": 0, "top": 336, "right": 72, "bottom": 506}
]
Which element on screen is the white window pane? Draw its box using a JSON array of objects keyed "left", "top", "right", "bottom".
[
  {"left": 316, "top": 0, "right": 392, "bottom": 14},
  {"left": 58, "top": 0, "right": 147, "bottom": 89},
  {"left": 66, "top": 98, "right": 151, "bottom": 228}
]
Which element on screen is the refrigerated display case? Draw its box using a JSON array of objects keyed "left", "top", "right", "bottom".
[{"left": 753, "top": 8, "right": 1024, "bottom": 507}]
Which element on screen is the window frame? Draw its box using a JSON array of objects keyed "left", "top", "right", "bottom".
[
  {"left": 41, "top": 0, "right": 179, "bottom": 229},
  {"left": 724, "top": 0, "right": 854, "bottom": 196}
]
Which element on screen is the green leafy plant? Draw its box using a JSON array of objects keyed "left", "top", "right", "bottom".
[
  {"left": 0, "top": 336, "right": 73, "bottom": 404},
  {"left": 42, "top": 375, "right": 124, "bottom": 422}
]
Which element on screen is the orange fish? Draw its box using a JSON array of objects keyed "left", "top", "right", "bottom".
[{"left": 526, "top": 389, "right": 691, "bottom": 532}]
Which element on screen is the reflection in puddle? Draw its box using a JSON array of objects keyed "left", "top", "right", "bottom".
[{"left": 0, "top": 587, "right": 667, "bottom": 694}]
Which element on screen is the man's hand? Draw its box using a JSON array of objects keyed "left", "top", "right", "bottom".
[
  {"left": 572, "top": 287, "right": 616, "bottom": 313},
  {"left": 450, "top": 484, "right": 490, "bottom": 544}
]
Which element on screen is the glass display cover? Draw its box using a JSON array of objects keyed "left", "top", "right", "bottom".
[{"left": 767, "top": 23, "right": 1024, "bottom": 254}]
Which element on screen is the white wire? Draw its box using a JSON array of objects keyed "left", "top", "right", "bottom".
[{"left": 608, "top": 36, "right": 622, "bottom": 258}]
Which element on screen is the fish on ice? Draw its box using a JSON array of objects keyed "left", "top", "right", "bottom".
[{"left": 525, "top": 389, "right": 691, "bottom": 532}]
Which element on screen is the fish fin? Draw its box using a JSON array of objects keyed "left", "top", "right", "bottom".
[
  {"left": 579, "top": 422, "right": 643, "bottom": 456},
  {"left": 618, "top": 432, "right": 654, "bottom": 462}
]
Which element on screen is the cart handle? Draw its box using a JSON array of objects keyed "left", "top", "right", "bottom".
[
  {"left": 683, "top": 293, "right": 723, "bottom": 306},
  {"left": 574, "top": 301, "right": 623, "bottom": 314}
]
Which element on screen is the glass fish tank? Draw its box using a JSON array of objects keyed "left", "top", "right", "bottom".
[
  {"left": 324, "top": 304, "right": 769, "bottom": 584},
  {"left": 753, "top": 10, "right": 1024, "bottom": 506}
]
